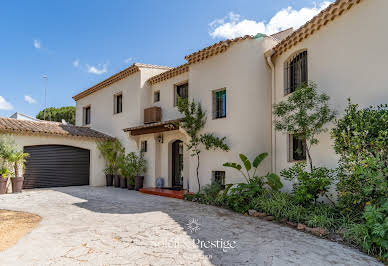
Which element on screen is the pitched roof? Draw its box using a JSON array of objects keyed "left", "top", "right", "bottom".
[
  {"left": 0, "top": 117, "right": 113, "bottom": 140},
  {"left": 184, "top": 35, "right": 253, "bottom": 64},
  {"left": 270, "top": 28, "right": 293, "bottom": 41},
  {"left": 72, "top": 63, "right": 171, "bottom": 101},
  {"left": 147, "top": 63, "right": 189, "bottom": 85},
  {"left": 273, "top": 0, "right": 363, "bottom": 57}
]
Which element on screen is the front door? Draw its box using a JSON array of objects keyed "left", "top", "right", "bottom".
[{"left": 172, "top": 140, "right": 183, "bottom": 188}]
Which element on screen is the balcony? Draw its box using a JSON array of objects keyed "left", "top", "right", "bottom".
[{"left": 144, "top": 106, "right": 161, "bottom": 124}]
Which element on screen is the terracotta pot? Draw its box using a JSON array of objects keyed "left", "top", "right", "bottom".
[
  {"left": 11, "top": 177, "right": 23, "bottom": 193},
  {"left": 105, "top": 174, "right": 113, "bottom": 186},
  {"left": 127, "top": 177, "right": 135, "bottom": 190},
  {"left": 0, "top": 177, "right": 7, "bottom": 194},
  {"left": 120, "top": 176, "right": 127, "bottom": 188},
  {"left": 134, "top": 176, "right": 144, "bottom": 191},
  {"left": 113, "top": 175, "right": 120, "bottom": 188}
]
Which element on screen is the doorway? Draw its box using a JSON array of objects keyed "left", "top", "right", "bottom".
[{"left": 171, "top": 140, "right": 183, "bottom": 189}]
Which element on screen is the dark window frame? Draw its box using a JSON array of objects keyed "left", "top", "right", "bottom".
[
  {"left": 284, "top": 50, "right": 308, "bottom": 95},
  {"left": 212, "top": 171, "right": 225, "bottom": 188},
  {"left": 83, "top": 106, "right": 91, "bottom": 125},
  {"left": 141, "top": 140, "right": 147, "bottom": 153},
  {"left": 174, "top": 82, "right": 188, "bottom": 106},
  {"left": 212, "top": 89, "right": 226, "bottom": 119},
  {"left": 289, "top": 134, "right": 306, "bottom": 161},
  {"left": 154, "top": 91, "right": 160, "bottom": 103},
  {"left": 114, "top": 93, "right": 123, "bottom": 114}
]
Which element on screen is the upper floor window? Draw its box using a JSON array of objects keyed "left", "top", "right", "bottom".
[
  {"left": 154, "top": 91, "right": 160, "bottom": 103},
  {"left": 289, "top": 134, "right": 306, "bottom": 161},
  {"left": 175, "top": 82, "right": 188, "bottom": 106},
  {"left": 284, "top": 50, "right": 308, "bottom": 95},
  {"left": 83, "top": 106, "right": 91, "bottom": 125},
  {"left": 212, "top": 89, "right": 226, "bottom": 119},
  {"left": 114, "top": 93, "right": 122, "bottom": 114}
]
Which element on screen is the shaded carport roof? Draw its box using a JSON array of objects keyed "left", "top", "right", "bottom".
[{"left": 0, "top": 117, "right": 113, "bottom": 140}]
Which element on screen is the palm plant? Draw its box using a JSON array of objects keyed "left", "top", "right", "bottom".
[{"left": 223, "top": 152, "right": 283, "bottom": 191}]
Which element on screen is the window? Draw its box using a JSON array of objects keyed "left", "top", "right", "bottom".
[
  {"left": 83, "top": 106, "right": 91, "bottom": 125},
  {"left": 213, "top": 89, "right": 226, "bottom": 119},
  {"left": 154, "top": 91, "right": 160, "bottom": 103},
  {"left": 212, "top": 171, "right": 225, "bottom": 188},
  {"left": 284, "top": 50, "right": 308, "bottom": 95},
  {"left": 289, "top": 135, "right": 306, "bottom": 161},
  {"left": 175, "top": 82, "right": 188, "bottom": 106},
  {"left": 141, "top": 141, "right": 147, "bottom": 152},
  {"left": 114, "top": 93, "right": 122, "bottom": 114}
]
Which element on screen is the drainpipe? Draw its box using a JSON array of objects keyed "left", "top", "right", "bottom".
[{"left": 265, "top": 49, "right": 276, "bottom": 173}]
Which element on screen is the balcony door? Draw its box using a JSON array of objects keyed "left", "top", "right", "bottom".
[{"left": 172, "top": 140, "right": 183, "bottom": 188}]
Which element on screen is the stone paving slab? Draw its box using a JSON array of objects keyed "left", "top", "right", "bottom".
[{"left": 0, "top": 186, "right": 382, "bottom": 266}]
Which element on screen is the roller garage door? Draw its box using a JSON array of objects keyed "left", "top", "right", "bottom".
[{"left": 23, "top": 145, "right": 90, "bottom": 188}]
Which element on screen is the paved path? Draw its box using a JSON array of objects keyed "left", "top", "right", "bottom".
[{"left": 0, "top": 186, "right": 381, "bottom": 266}]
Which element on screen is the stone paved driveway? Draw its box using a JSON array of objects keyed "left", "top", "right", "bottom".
[{"left": 0, "top": 186, "right": 381, "bottom": 266}]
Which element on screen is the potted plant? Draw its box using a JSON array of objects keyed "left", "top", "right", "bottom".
[
  {"left": 133, "top": 152, "right": 147, "bottom": 191},
  {"left": 9, "top": 151, "right": 28, "bottom": 193},
  {"left": 97, "top": 139, "right": 124, "bottom": 187},
  {"left": 0, "top": 167, "right": 9, "bottom": 194},
  {"left": 119, "top": 153, "right": 135, "bottom": 190}
]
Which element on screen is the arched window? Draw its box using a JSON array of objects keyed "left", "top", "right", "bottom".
[{"left": 284, "top": 50, "right": 308, "bottom": 95}]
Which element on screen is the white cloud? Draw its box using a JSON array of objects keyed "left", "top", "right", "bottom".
[
  {"left": 124, "top": 57, "right": 132, "bottom": 64},
  {"left": 73, "top": 59, "right": 79, "bottom": 68},
  {"left": 24, "top": 95, "right": 37, "bottom": 104},
  {"left": 209, "top": 1, "right": 332, "bottom": 39},
  {"left": 0, "top": 96, "right": 13, "bottom": 110},
  {"left": 33, "top": 39, "right": 41, "bottom": 49},
  {"left": 86, "top": 64, "right": 107, "bottom": 75}
]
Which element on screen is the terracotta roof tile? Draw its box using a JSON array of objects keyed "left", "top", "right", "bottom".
[
  {"left": 72, "top": 63, "right": 171, "bottom": 101},
  {"left": 147, "top": 64, "right": 189, "bottom": 85},
  {"left": 0, "top": 117, "right": 113, "bottom": 140},
  {"left": 273, "top": 0, "right": 363, "bottom": 57},
  {"left": 184, "top": 35, "right": 253, "bottom": 64}
]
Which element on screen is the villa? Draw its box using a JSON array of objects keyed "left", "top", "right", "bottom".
[{"left": 1, "top": 0, "right": 387, "bottom": 192}]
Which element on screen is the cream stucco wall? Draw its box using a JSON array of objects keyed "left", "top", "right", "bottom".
[
  {"left": 3, "top": 134, "right": 106, "bottom": 186},
  {"left": 272, "top": 0, "right": 388, "bottom": 190},
  {"left": 188, "top": 37, "right": 277, "bottom": 191}
]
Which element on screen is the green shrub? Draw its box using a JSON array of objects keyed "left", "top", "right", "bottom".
[
  {"left": 332, "top": 100, "right": 388, "bottom": 216},
  {"left": 225, "top": 181, "right": 265, "bottom": 213},
  {"left": 281, "top": 162, "right": 334, "bottom": 205},
  {"left": 346, "top": 200, "right": 388, "bottom": 260}
]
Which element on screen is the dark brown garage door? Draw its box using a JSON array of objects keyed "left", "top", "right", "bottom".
[{"left": 23, "top": 145, "right": 90, "bottom": 189}]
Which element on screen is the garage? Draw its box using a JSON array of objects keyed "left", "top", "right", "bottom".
[{"left": 23, "top": 145, "right": 90, "bottom": 189}]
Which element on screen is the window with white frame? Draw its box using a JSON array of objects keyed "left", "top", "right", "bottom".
[
  {"left": 83, "top": 106, "right": 91, "bottom": 125},
  {"left": 212, "top": 89, "right": 226, "bottom": 119},
  {"left": 141, "top": 140, "right": 147, "bottom": 153},
  {"left": 154, "top": 91, "right": 160, "bottom": 103},
  {"left": 288, "top": 134, "right": 306, "bottom": 161},
  {"left": 114, "top": 93, "right": 122, "bottom": 114},
  {"left": 284, "top": 50, "right": 308, "bottom": 95}
]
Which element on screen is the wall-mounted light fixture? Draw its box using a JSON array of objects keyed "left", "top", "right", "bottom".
[{"left": 157, "top": 134, "right": 164, "bottom": 143}]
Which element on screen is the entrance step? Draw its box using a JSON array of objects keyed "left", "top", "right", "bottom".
[{"left": 139, "top": 188, "right": 192, "bottom": 200}]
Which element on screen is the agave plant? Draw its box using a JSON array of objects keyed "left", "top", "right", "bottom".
[{"left": 223, "top": 152, "right": 283, "bottom": 191}]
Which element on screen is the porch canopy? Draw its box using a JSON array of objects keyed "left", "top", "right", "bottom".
[{"left": 123, "top": 119, "right": 180, "bottom": 136}]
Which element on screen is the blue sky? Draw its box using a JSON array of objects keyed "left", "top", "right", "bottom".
[{"left": 0, "top": 0, "right": 331, "bottom": 118}]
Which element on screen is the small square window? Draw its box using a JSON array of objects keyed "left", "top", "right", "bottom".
[
  {"left": 289, "top": 135, "right": 306, "bottom": 161},
  {"left": 154, "top": 91, "right": 160, "bottom": 103},
  {"left": 141, "top": 141, "right": 147, "bottom": 153},
  {"left": 114, "top": 93, "right": 122, "bottom": 114},
  {"left": 212, "top": 89, "right": 226, "bottom": 119},
  {"left": 83, "top": 106, "right": 91, "bottom": 125},
  {"left": 175, "top": 82, "right": 188, "bottom": 106},
  {"left": 212, "top": 171, "right": 225, "bottom": 188}
]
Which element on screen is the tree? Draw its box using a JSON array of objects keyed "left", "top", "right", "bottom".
[
  {"left": 176, "top": 97, "right": 229, "bottom": 191},
  {"left": 273, "top": 82, "right": 337, "bottom": 170},
  {"left": 36, "top": 106, "right": 75, "bottom": 124}
]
